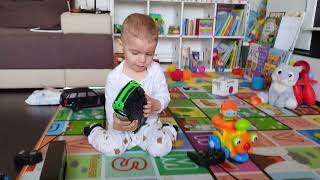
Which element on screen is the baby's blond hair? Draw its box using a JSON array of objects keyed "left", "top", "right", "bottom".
[{"left": 121, "top": 13, "right": 159, "bottom": 43}]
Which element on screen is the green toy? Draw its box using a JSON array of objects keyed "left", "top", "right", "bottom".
[{"left": 150, "top": 13, "right": 165, "bottom": 34}]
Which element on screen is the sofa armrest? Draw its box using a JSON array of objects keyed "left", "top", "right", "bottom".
[{"left": 61, "top": 12, "right": 112, "bottom": 34}]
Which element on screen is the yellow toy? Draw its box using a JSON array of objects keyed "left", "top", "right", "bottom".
[
  {"left": 208, "top": 102, "right": 257, "bottom": 163},
  {"left": 167, "top": 64, "right": 176, "bottom": 72}
]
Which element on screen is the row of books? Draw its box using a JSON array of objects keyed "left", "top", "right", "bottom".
[
  {"left": 244, "top": 43, "right": 289, "bottom": 81},
  {"left": 214, "top": 40, "right": 240, "bottom": 69},
  {"left": 182, "top": 18, "right": 214, "bottom": 36},
  {"left": 215, "top": 9, "right": 244, "bottom": 36}
]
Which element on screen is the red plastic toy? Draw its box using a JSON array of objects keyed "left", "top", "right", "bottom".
[
  {"left": 171, "top": 69, "right": 183, "bottom": 81},
  {"left": 232, "top": 67, "right": 244, "bottom": 76},
  {"left": 293, "top": 60, "right": 317, "bottom": 105}
]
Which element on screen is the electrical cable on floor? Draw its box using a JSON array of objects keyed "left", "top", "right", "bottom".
[{"left": 37, "top": 132, "right": 64, "bottom": 151}]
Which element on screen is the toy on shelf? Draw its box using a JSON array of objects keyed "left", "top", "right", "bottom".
[
  {"left": 150, "top": 13, "right": 165, "bottom": 35},
  {"left": 293, "top": 60, "right": 318, "bottom": 106},
  {"left": 168, "top": 25, "right": 180, "bottom": 35},
  {"left": 213, "top": 48, "right": 225, "bottom": 74},
  {"left": 190, "top": 51, "right": 200, "bottom": 73},
  {"left": 114, "top": 24, "right": 121, "bottom": 34},
  {"left": 171, "top": 69, "right": 183, "bottom": 81},
  {"left": 208, "top": 102, "right": 257, "bottom": 163},
  {"left": 212, "top": 76, "right": 238, "bottom": 97}
]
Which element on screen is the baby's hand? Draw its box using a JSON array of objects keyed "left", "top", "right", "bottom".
[
  {"left": 143, "top": 95, "right": 153, "bottom": 118},
  {"left": 144, "top": 95, "right": 161, "bottom": 118},
  {"left": 113, "top": 117, "right": 138, "bottom": 132}
]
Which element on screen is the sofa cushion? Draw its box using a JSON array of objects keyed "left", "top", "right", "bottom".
[
  {"left": 62, "top": 34, "right": 114, "bottom": 69},
  {"left": 0, "top": 0, "right": 68, "bottom": 28},
  {"left": 0, "top": 27, "right": 63, "bottom": 69}
]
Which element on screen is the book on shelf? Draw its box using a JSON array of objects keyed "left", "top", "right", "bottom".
[
  {"left": 254, "top": 45, "right": 270, "bottom": 77},
  {"left": 183, "top": 18, "right": 213, "bottom": 36},
  {"left": 181, "top": 47, "right": 191, "bottom": 67},
  {"left": 244, "top": 44, "right": 288, "bottom": 82},
  {"left": 244, "top": 43, "right": 261, "bottom": 80},
  {"left": 214, "top": 40, "right": 239, "bottom": 69},
  {"left": 258, "top": 17, "right": 280, "bottom": 46},
  {"left": 215, "top": 11, "right": 229, "bottom": 35},
  {"left": 215, "top": 9, "right": 244, "bottom": 36},
  {"left": 222, "top": 15, "right": 235, "bottom": 36},
  {"left": 199, "top": 19, "right": 214, "bottom": 36},
  {"left": 191, "top": 51, "right": 200, "bottom": 70},
  {"left": 260, "top": 47, "right": 287, "bottom": 85}
]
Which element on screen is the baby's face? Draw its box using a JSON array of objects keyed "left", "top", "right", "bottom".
[{"left": 121, "top": 35, "right": 157, "bottom": 72}]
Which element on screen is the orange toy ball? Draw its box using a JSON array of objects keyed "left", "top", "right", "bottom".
[{"left": 250, "top": 96, "right": 262, "bottom": 106}]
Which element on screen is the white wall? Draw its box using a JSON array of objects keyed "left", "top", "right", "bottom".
[
  {"left": 266, "top": 0, "right": 318, "bottom": 50},
  {"left": 75, "top": 0, "right": 111, "bottom": 11}
]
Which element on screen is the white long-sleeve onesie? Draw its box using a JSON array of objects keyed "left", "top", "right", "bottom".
[{"left": 88, "top": 61, "right": 177, "bottom": 157}]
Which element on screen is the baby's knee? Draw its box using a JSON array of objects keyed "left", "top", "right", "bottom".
[
  {"left": 88, "top": 128, "right": 129, "bottom": 156},
  {"left": 147, "top": 135, "right": 173, "bottom": 157},
  {"left": 102, "top": 134, "right": 131, "bottom": 156}
]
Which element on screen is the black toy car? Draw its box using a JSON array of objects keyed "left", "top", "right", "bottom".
[
  {"left": 60, "top": 87, "right": 105, "bottom": 111},
  {"left": 14, "top": 150, "right": 43, "bottom": 169},
  {"left": 187, "top": 150, "right": 225, "bottom": 166}
]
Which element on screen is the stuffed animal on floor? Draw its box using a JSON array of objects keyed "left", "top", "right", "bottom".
[
  {"left": 113, "top": 80, "right": 147, "bottom": 132},
  {"left": 257, "top": 64, "right": 302, "bottom": 109}
]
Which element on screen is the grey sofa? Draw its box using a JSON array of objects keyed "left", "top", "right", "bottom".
[{"left": 0, "top": 0, "right": 113, "bottom": 88}]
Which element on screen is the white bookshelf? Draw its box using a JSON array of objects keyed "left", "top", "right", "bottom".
[{"left": 111, "top": 0, "right": 249, "bottom": 71}]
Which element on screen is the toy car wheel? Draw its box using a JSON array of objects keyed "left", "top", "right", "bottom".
[
  {"left": 72, "top": 103, "right": 80, "bottom": 112},
  {"left": 223, "top": 147, "right": 230, "bottom": 159},
  {"left": 207, "top": 149, "right": 225, "bottom": 165},
  {"left": 208, "top": 134, "right": 221, "bottom": 150}
]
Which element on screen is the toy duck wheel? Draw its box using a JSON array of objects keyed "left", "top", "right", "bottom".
[{"left": 208, "top": 134, "right": 221, "bottom": 150}]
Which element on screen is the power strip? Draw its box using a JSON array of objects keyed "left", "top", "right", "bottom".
[{"left": 39, "top": 140, "right": 66, "bottom": 180}]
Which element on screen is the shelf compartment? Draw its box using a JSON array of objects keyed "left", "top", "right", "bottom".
[
  {"left": 149, "top": 1, "right": 182, "bottom": 36},
  {"left": 155, "top": 39, "right": 180, "bottom": 64},
  {"left": 114, "top": 0, "right": 148, "bottom": 27},
  {"left": 181, "top": 38, "right": 212, "bottom": 70}
]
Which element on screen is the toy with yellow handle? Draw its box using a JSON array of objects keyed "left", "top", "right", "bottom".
[{"left": 208, "top": 118, "right": 257, "bottom": 163}]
